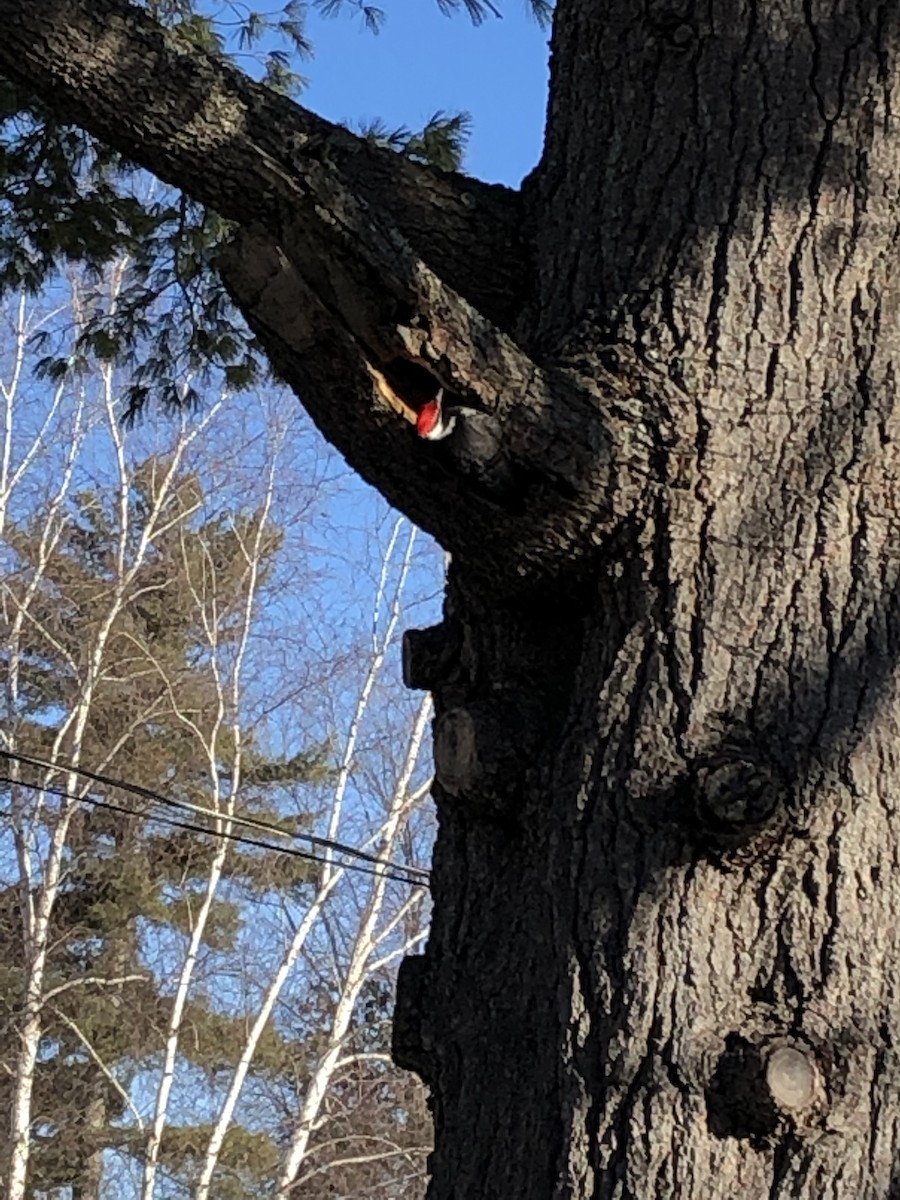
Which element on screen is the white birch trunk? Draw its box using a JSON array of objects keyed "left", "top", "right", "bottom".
[{"left": 140, "top": 445, "right": 277, "bottom": 1200}]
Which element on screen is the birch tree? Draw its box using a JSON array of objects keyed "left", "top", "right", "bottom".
[
  {"left": 0, "top": 273, "right": 228, "bottom": 1200},
  {"left": 0, "top": 269, "right": 437, "bottom": 1198}
]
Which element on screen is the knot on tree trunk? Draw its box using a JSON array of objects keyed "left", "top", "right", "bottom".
[
  {"left": 705, "top": 1034, "right": 825, "bottom": 1146},
  {"left": 392, "top": 954, "right": 433, "bottom": 1083},
  {"left": 402, "top": 622, "right": 469, "bottom": 694},
  {"left": 765, "top": 1044, "right": 821, "bottom": 1113},
  {"left": 433, "top": 700, "right": 541, "bottom": 810},
  {"left": 690, "top": 749, "right": 788, "bottom": 848}
]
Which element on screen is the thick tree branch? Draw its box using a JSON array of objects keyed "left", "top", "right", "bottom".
[
  {"left": 220, "top": 228, "right": 692, "bottom": 588},
  {"left": 0, "top": 0, "right": 691, "bottom": 587},
  {"left": 0, "top": 0, "right": 526, "bottom": 328}
]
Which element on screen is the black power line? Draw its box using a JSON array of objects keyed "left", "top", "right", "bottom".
[{"left": 0, "top": 749, "right": 429, "bottom": 889}]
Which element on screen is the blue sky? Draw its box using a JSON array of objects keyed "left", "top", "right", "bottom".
[{"left": 300, "top": 0, "right": 551, "bottom": 186}]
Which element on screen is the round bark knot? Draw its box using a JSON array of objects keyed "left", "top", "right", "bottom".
[
  {"left": 647, "top": 0, "right": 695, "bottom": 45},
  {"left": 669, "top": 23, "right": 694, "bottom": 46},
  {"left": 706, "top": 1034, "right": 825, "bottom": 1144},
  {"left": 693, "top": 751, "right": 782, "bottom": 836},
  {"left": 434, "top": 707, "right": 477, "bottom": 796},
  {"left": 433, "top": 700, "right": 536, "bottom": 805},
  {"left": 766, "top": 1044, "right": 820, "bottom": 1113}
]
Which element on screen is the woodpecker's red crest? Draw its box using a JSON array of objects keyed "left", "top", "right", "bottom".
[{"left": 416, "top": 388, "right": 456, "bottom": 440}]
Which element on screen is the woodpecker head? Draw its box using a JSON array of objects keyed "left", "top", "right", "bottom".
[{"left": 416, "top": 389, "right": 456, "bottom": 441}]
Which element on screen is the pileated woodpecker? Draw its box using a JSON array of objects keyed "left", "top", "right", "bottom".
[
  {"left": 415, "top": 388, "right": 456, "bottom": 440},
  {"left": 415, "top": 387, "right": 516, "bottom": 503}
]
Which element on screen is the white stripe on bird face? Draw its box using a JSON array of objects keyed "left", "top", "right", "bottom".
[{"left": 422, "top": 412, "right": 457, "bottom": 440}]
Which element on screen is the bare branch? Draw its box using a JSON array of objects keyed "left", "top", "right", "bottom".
[
  {"left": 49, "top": 1007, "right": 146, "bottom": 1132},
  {"left": 42, "top": 973, "right": 148, "bottom": 1001}
]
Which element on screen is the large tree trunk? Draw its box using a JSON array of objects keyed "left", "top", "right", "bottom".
[
  {"left": 398, "top": 4, "right": 900, "bottom": 1198},
  {"left": 2, "top": 0, "right": 900, "bottom": 1196}
]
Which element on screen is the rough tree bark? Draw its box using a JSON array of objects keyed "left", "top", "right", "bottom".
[{"left": 2, "top": 0, "right": 900, "bottom": 1196}]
